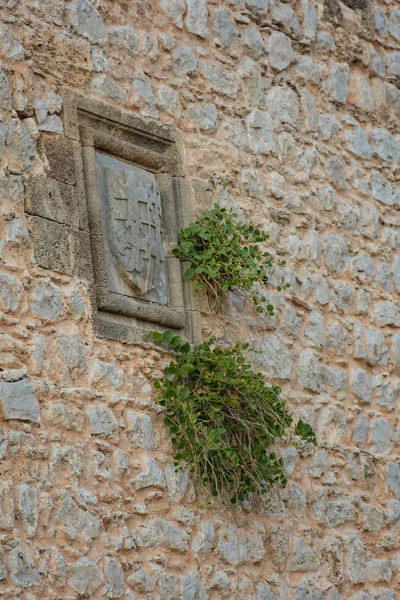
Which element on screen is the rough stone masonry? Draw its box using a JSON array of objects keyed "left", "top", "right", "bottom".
[{"left": 0, "top": 0, "right": 399, "bottom": 598}]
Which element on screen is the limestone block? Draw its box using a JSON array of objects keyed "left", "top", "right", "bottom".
[
  {"left": 0, "top": 272, "right": 24, "bottom": 313},
  {"left": 351, "top": 368, "right": 372, "bottom": 403},
  {"left": 160, "top": 0, "right": 185, "bottom": 29},
  {"left": 367, "top": 327, "right": 389, "bottom": 365},
  {"left": 288, "top": 537, "right": 319, "bottom": 572},
  {"left": 7, "top": 545, "right": 41, "bottom": 588},
  {"left": 213, "top": 8, "right": 239, "bottom": 49},
  {"left": 71, "top": 0, "right": 108, "bottom": 44},
  {"left": 346, "top": 536, "right": 366, "bottom": 584},
  {"left": 203, "top": 63, "right": 239, "bottom": 98},
  {"left": 31, "top": 281, "right": 63, "bottom": 320},
  {"left": 370, "top": 418, "right": 393, "bottom": 454},
  {"left": 325, "top": 157, "right": 348, "bottom": 190},
  {"left": 366, "top": 559, "right": 392, "bottom": 583},
  {"left": 17, "top": 483, "right": 38, "bottom": 537},
  {"left": 186, "top": 103, "right": 217, "bottom": 130},
  {"left": 185, "top": 0, "right": 209, "bottom": 39},
  {"left": 192, "top": 521, "right": 215, "bottom": 554},
  {"left": 0, "top": 378, "right": 40, "bottom": 423},
  {"left": 108, "top": 24, "right": 139, "bottom": 54},
  {"left": 68, "top": 557, "right": 104, "bottom": 596},
  {"left": 134, "top": 518, "right": 189, "bottom": 552},
  {"left": 86, "top": 403, "right": 119, "bottom": 437},
  {"left": 268, "top": 31, "right": 295, "bottom": 71},
  {"left": 172, "top": 45, "right": 198, "bottom": 77},
  {"left": 125, "top": 411, "right": 154, "bottom": 450},
  {"left": 57, "top": 334, "right": 86, "bottom": 375},
  {"left": 0, "top": 480, "right": 14, "bottom": 530},
  {"left": 103, "top": 557, "right": 125, "bottom": 598},
  {"left": 132, "top": 458, "right": 165, "bottom": 490}
]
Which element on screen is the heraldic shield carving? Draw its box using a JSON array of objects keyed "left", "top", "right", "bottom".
[{"left": 96, "top": 152, "right": 168, "bottom": 306}]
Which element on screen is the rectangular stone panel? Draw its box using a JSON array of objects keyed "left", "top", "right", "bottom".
[{"left": 96, "top": 152, "right": 168, "bottom": 306}]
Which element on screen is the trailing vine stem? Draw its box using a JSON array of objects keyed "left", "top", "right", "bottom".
[
  {"left": 150, "top": 330, "right": 317, "bottom": 506},
  {"left": 173, "top": 204, "right": 289, "bottom": 314}
]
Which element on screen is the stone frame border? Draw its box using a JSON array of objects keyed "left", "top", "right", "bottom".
[{"left": 63, "top": 91, "right": 201, "bottom": 344}]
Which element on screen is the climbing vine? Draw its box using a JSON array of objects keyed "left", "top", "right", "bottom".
[
  {"left": 173, "top": 204, "right": 285, "bottom": 314},
  {"left": 150, "top": 330, "right": 316, "bottom": 505}
]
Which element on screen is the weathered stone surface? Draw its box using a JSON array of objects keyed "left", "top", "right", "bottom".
[
  {"left": 265, "top": 86, "right": 300, "bottom": 129},
  {"left": 326, "top": 63, "right": 349, "bottom": 104},
  {"left": 125, "top": 411, "right": 153, "bottom": 449},
  {"left": 313, "top": 491, "right": 357, "bottom": 528},
  {"left": 103, "top": 557, "right": 125, "bottom": 598},
  {"left": 371, "top": 419, "right": 393, "bottom": 454},
  {"left": 172, "top": 45, "right": 197, "bottom": 77},
  {"left": 7, "top": 545, "right": 41, "bottom": 588},
  {"left": 318, "top": 407, "right": 347, "bottom": 444},
  {"left": 18, "top": 483, "right": 38, "bottom": 537},
  {"left": 44, "top": 402, "right": 84, "bottom": 431},
  {"left": 325, "top": 157, "right": 348, "bottom": 190},
  {"left": 182, "top": 570, "right": 206, "bottom": 600},
  {"left": 203, "top": 63, "right": 238, "bottom": 98},
  {"left": 132, "top": 458, "right": 165, "bottom": 490},
  {"left": 108, "top": 25, "right": 139, "bottom": 54},
  {"left": 57, "top": 334, "right": 87, "bottom": 374},
  {"left": 2, "top": 1, "right": 400, "bottom": 598},
  {"left": 246, "top": 110, "right": 276, "bottom": 155},
  {"left": 346, "top": 536, "right": 366, "bottom": 584},
  {"left": 370, "top": 128, "right": 400, "bottom": 163},
  {"left": 165, "top": 464, "right": 189, "bottom": 502},
  {"left": 367, "top": 327, "right": 389, "bottom": 365},
  {"left": 387, "top": 463, "right": 400, "bottom": 496},
  {"left": 366, "top": 559, "right": 392, "bottom": 583},
  {"left": 268, "top": 32, "right": 295, "bottom": 71},
  {"left": 217, "top": 523, "right": 265, "bottom": 565},
  {"left": 71, "top": 0, "right": 108, "bottom": 44},
  {"left": 297, "top": 349, "right": 321, "bottom": 392},
  {"left": 31, "top": 281, "right": 62, "bottom": 320},
  {"left": 0, "top": 24, "right": 24, "bottom": 62},
  {"left": 0, "top": 480, "right": 14, "bottom": 530},
  {"left": 68, "top": 557, "right": 104, "bottom": 596},
  {"left": 160, "top": 0, "right": 185, "bottom": 29},
  {"left": 192, "top": 521, "right": 215, "bottom": 554},
  {"left": 134, "top": 518, "right": 188, "bottom": 552},
  {"left": 187, "top": 103, "right": 217, "bottom": 130},
  {"left": 345, "top": 127, "right": 372, "bottom": 159},
  {"left": 213, "top": 8, "right": 239, "bottom": 50},
  {"left": 54, "top": 491, "right": 100, "bottom": 541},
  {"left": 86, "top": 403, "right": 118, "bottom": 437},
  {"left": 305, "top": 311, "right": 325, "bottom": 348},
  {"left": 351, "top": 368, "right": 372, "bottom": 404},
  {"left": 323, "top": 234, "right": 349, "bottom": 273},
  {"left": 128, "top": 567, "right": 155, "bottom": 592},
  {"left": 253, "top": 334, "right": 292, "bottom": 379},
  {"left": 348, "top": 73, "right": 375, "bottom": 113},
  {"left": 0, "top": 272, "right": 24, "bottom": 312},
  {"left": 288, "top": 537, "right": 319, "bottom": 572},
  {"left": 185, "top": 0, "right": 209, "bottom": 38},
  {"left": 0, "top": 378, "right": 40, "bottom": 423}
]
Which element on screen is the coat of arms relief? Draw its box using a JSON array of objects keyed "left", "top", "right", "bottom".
[{"left": 96, "top": 152, "right": 168, "bottom": 305}]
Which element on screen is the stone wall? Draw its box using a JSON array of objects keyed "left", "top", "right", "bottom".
[{"left": 0, "top": 0, "right": 399, "bottom": 598}]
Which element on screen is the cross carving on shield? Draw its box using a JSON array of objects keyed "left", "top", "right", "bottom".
[{"left": 96, "top": 153, "right": 168, "bottom": 306}]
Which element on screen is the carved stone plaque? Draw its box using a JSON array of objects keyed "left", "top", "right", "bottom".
[{"left": 96, "top": 152, "right": 168, "bottom": 305}]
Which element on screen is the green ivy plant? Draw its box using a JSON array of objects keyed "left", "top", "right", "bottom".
[
  {"left": 150, "top": 330, "right": 317, "bottom": 505},
  {"left": 173, "top": 204, "right": 281, "bottom": 314}
]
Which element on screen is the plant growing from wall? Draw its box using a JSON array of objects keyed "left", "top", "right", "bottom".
[
  {"left": 173, "top": 204, "right": 283, "bottom": 314},
  {"left": 150, "top": 330, "right": 316, "bottom": 505}
]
